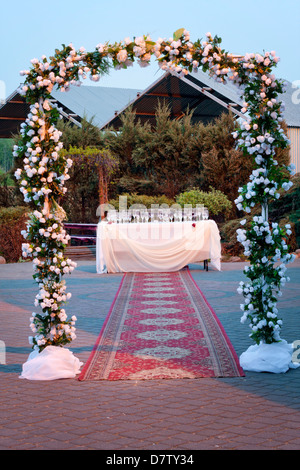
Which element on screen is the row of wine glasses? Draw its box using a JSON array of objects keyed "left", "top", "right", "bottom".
[{"left": 106, "top": 208, "right": 209, "bottom": 223}]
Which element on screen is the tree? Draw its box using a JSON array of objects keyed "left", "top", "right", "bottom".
[
  {"left": 201, "top": 114, "right": 291, "bottom": 217},
  {"left": 200, "top": 113, "right": 252, "bottom": 214},
  {"left": 132, "top": 102, "right": 205, "bottom": 198},
  {"left": 104, "top": 103, "right": 205, "bottom": 198},
  {"left": 104, "top": 107, "right": 151, "bottom": 194},
  {"left": 61, "top": 146, "right": 118, "bottom": 221},
  {"left": 56, "top": 115, "right": 104, "bottom": 149}
]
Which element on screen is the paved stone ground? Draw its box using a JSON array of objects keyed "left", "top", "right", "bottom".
[{"left": 1, "top": 259, "right": 300, "bottom": 451}]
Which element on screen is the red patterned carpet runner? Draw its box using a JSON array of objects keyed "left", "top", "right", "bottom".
[{"left": 79, "top": 269, "right": 244, "bottom": 380}]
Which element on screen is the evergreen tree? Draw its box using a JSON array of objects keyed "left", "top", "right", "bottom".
[
  {"left": 201, "top": 113, "right": 251, "bottom": 212},
  {"left": 132, "top": 102, "right": 203, "bottom": 198},
  {"left": 104, "top": 107, "right": 151, "bottom": 194},
  {"left": 56, "top": 115, "right": 104, "bottom": 149},
  {"left": 201, "top": 113, "right": 291, "bottom": 215}
]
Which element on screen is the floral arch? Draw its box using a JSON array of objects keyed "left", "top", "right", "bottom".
[{"left": 15, "top": 28, "right": 296, "bottom": 375}]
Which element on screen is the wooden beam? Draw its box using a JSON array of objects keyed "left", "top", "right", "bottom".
[
  {"left": 0, "top": 116, "right": 25, "bottom": 121},
  {"left": 145, "top": 93, "right": 183, "bottom": 98},
  {"left": 51, "top": 104, "right": 82, "bottom": 128},
  {"left": 175, "top": 112, "right": 185, "bottom": 121},
  {"left": 171, "top": 72, "right": 245, "bottom": 119},
  {"left": 145, "top": 92, "right": 208, "bottom": 101},
  {"left": 134, "top": 111, "right": 184, "bottom": 117}
]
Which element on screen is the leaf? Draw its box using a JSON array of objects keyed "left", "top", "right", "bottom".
[{"left": 173, "top": 28, "right": 185, "bottom": 41}]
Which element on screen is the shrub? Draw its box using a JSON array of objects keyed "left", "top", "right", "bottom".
[
  {"left": 176, "top": 187, "right": 232, "bottom": 220},
  {"left": 269, "top": 174, "right": 300, "bottom": 248},
  {"left": 0, "top": 206, "right": 28, "bottom": 263},
  {"left": 0, "top": 169, "right": 15, "bottom": 187},
  {"left": 109, "top": 193, "right": 175, "bottom": 210},
  {"left": 219, "top": 218, "right": 247, "bottom": 256},
  {"left": 220, "top": 214, "right": 298, "bottom": 257}
]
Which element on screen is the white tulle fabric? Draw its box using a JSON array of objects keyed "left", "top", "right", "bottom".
[
  {"left": 240, "top": 340, "right": 300, "bottom": 373},
  {"left": 20, "top": 346, "right": 83, "bottom": 380},
  {"left": 96, "top": 220, "right": 221, "bottom": 274}
]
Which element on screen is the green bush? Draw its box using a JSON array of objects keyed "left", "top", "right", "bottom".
[
  {"left": 0, "top": 206, "right": 28, "bottom": 263},
  {"left": 109, "top": 193, "right": 175, "bottom": 210},
  {"left": 0, "top": 206, "right": 27, "bottom": 222},
  {"left": 0, "top": 169, "right": 15, "bottom": 187},
  {"left": 269, "top": 174, "right": 300, "bottom": 248},
  {"left": 176, "top": 187, "right": 232, "bottom": 219}
]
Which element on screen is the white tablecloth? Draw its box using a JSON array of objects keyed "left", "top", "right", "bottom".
[{"left": 96, "top": 220, "right": 221, "bottom": 274}]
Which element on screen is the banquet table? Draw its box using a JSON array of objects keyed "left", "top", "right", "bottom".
[{"left": 96, "top": 220, "right": 221, "bottom": 274}]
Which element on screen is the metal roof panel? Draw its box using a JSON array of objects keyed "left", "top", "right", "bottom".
[{"left": 51, "top": 85, "right": 141, "bottom": 127}]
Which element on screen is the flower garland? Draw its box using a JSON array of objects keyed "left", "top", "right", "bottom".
[
  {"left": 231, "top": 54, "right": 296, "bottom": 344},
  {"left": 14, "top": 29, "right": 295, "bottom": 353}
]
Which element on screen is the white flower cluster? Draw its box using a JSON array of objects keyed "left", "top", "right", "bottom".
[
  {"left": 13, "top": 102, "right": 71, "bottom": 205},
  {"left": 237, "top": 216, "right": 294, "bottom": 259},
  {"left": 21, "top": 209, "right": 77, "bottom": 350},
  {"left": 19, "top": 44, "right": 87, "bottom": 92},
  {"left": 234, "top": 121, "right": 290, "bottom": 164},
  {"left": 158, "top": 31, "right": 228, "bottom": 79},
  {"left": 111, "top": 35, "right": 158, "bottom": 70},
  {"left": 236, "top": 214, "right": 295, "bottom": 343},
  {"left": 238, "top": 273, "right": 283, "bottom": 343},
  {"left": 238, "top": 268, "right": 284, "bottom": 342},
  {"left": 14, "top": 98, "right": 77, "bottom": 351},
  {"left": 21, "top": 210, "right": 76, "bottom": 262},
  {"left": 234, "top": 167, "right": 288, "bottom": 212},
  {"left": 159, "top": 36, "right": 186, "bottom": 73},
  {"left": 29, "top": 278, "right": 77, "bottom": 348},
  {"left": 230, "top": 51, "right": 280, "bottom": 88}
]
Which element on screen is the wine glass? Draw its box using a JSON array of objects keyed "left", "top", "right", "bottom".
[
  {"left": 175, "top": 209, "right": 181, "bottom": 222},
  {"left": 132, "top": 210, "right": 138, "bottom": 223},
  {"left": 195, "top": 207, "right": 202, "bottom": 221},
  {"left": 163, "top": 209, "right": 169, "bottom": 223}
]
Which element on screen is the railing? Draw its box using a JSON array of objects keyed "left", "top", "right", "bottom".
[{"left": 64, "top": 223, "right": 97, "bottom": 245}]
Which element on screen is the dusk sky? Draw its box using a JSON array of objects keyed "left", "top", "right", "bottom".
[{"left": 0, "top": 0, "right": 299, "bottom": 100}]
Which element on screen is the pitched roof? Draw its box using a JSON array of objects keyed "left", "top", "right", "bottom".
[
  {"left": 0, "top": 71, "right": 299, "bottom": 139},
  {"left": 191, "top": 70, "right": 300, "bottom": 128},
  {"left": 0, "top": 86, "right": 140, "bottom": 138},
  {"left": 51, "top": 85, "right": 141, "bottom": 128},
  {"left": 102, "top": 70, "right": 300, "bottom": 129}
]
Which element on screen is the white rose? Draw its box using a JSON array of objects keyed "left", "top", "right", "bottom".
[{"left": 117, "top": 49, "right": 128, "bottom": 63}]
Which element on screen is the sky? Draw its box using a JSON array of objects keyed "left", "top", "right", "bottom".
[{"left": 0, "top": 0, "right": 299, "bottom": 101}]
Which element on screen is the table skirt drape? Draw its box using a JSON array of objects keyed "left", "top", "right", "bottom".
[{"left": 96, "top": 220, "right": 221, "bottom": 274}]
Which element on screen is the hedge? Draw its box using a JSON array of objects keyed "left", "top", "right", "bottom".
[
  {"left": 176, "top": 187, "right": 232, "bottom": 219},
  {"left": 0, "top": 206, "right": 28, "bottom": 263}
]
